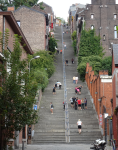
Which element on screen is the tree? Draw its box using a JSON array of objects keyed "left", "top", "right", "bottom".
[
  {"left": 0, "top": 29, "right": 38, "bottom": 148},
  {"left": 78, "top": 29, "right": 104, "bottom": 64},
  {"left": 0, "top": 0, "right": 39, "bottom": 11},
  {"left": 101, "top": 56, "right": 112, "bottom": 75},
  {"left": 48, "top": 35, "right": 58, "bottom": 53},
  {"left": 77, "top": 55, "right": 102, "bottom": 81},
  {"left": 29, "top": 50, "right": 55, "bottom": 81},
  {"left": 56, "top": 17, "right": 65, "bottom": 24},
  {"left": 38, "top": 2, "right": 45, "bottom": 10}
]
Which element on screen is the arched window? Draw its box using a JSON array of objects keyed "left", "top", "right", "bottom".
[
  {"left": 91, "top": 25, "right": 94, "bottom": 30},
  {"left": 103, "top": 35, "right": 106, "bottom": 41},
  {"left": 114, "top": 26, "right": 118, "bottom": 39}
]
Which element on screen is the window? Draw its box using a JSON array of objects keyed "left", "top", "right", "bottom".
[
  {"left": 17, "top": 21, "right": 20, "bottom": 27},
  {"left": 91, "top": 25, "right": 94, "bottom": 30},
  {"left": 103, "top": 35, "right": 106, "bottom": 41},
  {"left": 91, "top": 14, "right": 94, "bottom": 19},
  {"left": 114, "top": 26, "right": 118, "bottom": 39},
  {"left": 114, "top": 14, "right": 117, "bottom": 19}
]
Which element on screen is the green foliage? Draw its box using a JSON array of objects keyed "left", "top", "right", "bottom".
[
  {"left": 77, "top": 55, "right": 112, "bottom": 81},
  {"left": 0, "top": 29, "right": 38, "bottom": 146},
  {"left": 101, "top": 56, "right": 112, "bottom": 75},
  {"left": 78, "top": 29, "right": 104, "bottom": 64},
  {"left": 0, "top": 0, "right": 38, "bottom": 11},
  {"left": 56, "top": 17, "right": 65, "bottom": 24},
  {"left": 38, "top": 2, "right": 45, "bottom": 10},
  {"left": 77, "top": 62, "right": 87, "bottom": 81},
  {"left": 71, "top": 30, "right": 77, "bottom": 55},
  {"left": 71, "top": 30, "right": 77, "bottom": 41},
  {"left": 72, "top": 40, "right": 77, "bottom": 55},
  {"left": 48, "top": 35, "right": 58, "bottom": 53},
  {"left": 28, "top": 50, "right": 55, "bottom": 90},
  {"left": 77, "top": 55, "right": 102, "bottom": 81}
]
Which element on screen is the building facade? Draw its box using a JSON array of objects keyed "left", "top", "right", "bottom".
[
  {"left": 0, "top": 11, "right": 33, "bottom": 149},
  {"left": 85, "top": 63, "right": 112, "bottom": 144},
  {"left": 70, "top": 0, "right": 118, "bottom": 56},
  {"left": 112, "top": 44, "right": 118, "bottom": 147},
  {"left": 13, "top": 6, "right": 47, "bottom": 52},
  {"left": 41, "top": 2, "right": 54, "bottom": 30}
]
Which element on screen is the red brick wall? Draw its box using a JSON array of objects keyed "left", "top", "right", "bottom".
[{"left": 85, "top": 63, "right": 112, "bottom": 137}]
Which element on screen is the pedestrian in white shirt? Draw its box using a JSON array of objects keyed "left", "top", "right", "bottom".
[
  {"left": 75, "top": 76, "right": 78, "bottom": 84},
  {"left": 77, "top": 119, "right": 82, "bottom": 133}
]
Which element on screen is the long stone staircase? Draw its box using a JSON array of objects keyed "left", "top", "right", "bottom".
[{"left": 32, "top": 26, "right": 101, "bottom": 144}]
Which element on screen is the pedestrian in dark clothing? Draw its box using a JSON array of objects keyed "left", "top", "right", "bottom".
[
  {"left": 72, "top": 96, "right": 76, "bottom": 104},
  {"left": 52, "top": 86, "right": 56, "bottom": 94},
  {"left": 84, "top": 98, "right": 87, "bottom": 109},
  {"left": 66, "top": 59, "right": 68, "bottom": 66},
  {"left": 55, "top": 83, "right": 57, "bottom": 88},
  {"left": 63, "top": 101, "right": 65, "bottom": 110},
  {"left": 75, "top": 98, "right": 77, "bottom": 110},
  {"left": 72, "top": 58, "right": 74, "bottom": 64}
]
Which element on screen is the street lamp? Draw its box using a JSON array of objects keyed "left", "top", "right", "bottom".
[{"left": 29, "top": 56, "right": 40, "bottom": 73}]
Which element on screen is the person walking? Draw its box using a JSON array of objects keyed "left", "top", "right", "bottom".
[
  {"left": 64, "top": 44, "right": 66, "bottom": 49},
  {"left": 60, "top": 49, "right": 62, "bottom": 54},
  {"left": 74, "top": 97, "right": 77, "bottom": 110},
  {"left": 77, "top": 119, "right": 82, "bottom": 133},
  {"left": 81, "top": 98, "right": 85, "bottom": 110},
  {"left": 59, "top": 82, "right": 62, "bottom": 89},
  {"left": 73, "top": 76, "right": 76, "bottom": 84},
  {"left": 50, "top": 102, "right": 54, "bottom": 114},
  {"left": 75, "top": 76, "right": 78, "bottom": 84},
  {"left": 63, "top": 101, "right": 65, "bottom": 110},
  {"left": 52, "top": 86, "right": 56, "bottom": 94},
  {"left": 55, "top": 82, "right": 57, "bottom": 88},
  {"left": 84, "top": 98, "right": 87, "bottom": 109},
  {"left": 71, "top": 58, "right": 74, "bottom": 64},
  {"left": 69, "top": 97, "right": 74, "bottom": 108},
  {"left": 77, "top": 99, "right": 81, "bottom": 110},
  {"left": 75, "top": 87, "right": 78, "bottom": 95},
  {"left": 66, "top": 59, "right": 68, "bottom": 66}
]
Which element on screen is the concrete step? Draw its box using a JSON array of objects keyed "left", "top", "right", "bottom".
[{"left": 32, "top": 26, "right": 101, "bottom": 145}]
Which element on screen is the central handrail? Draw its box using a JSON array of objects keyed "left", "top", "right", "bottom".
[{"left": 61, "top": 25, "right": 70, "bottom": 143}]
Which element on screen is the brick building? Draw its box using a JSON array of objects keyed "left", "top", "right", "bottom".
[
  {"left": 13, "top": 6, "right": 47, "bottom": 52},
  {"left": 0, "top": 11, "right": 33, "bottom": 149},
  {"left": 71, "top": 0, "right": 118, "bottom": 56},
  {"left": 85, "top": 63, "right": 112, "bottom": 144},
  {"left": 112, "top": 44, "right": 118, "bottom": 147},
  {"left": 41, "top": 2, "right": 54, "bottom": 30},
  {"left": 68, "top": 4, "right": 85, "bottom": 34}
]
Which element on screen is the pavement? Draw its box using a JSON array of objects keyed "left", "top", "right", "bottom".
[{"left": 23, "top": 144, "right": 112, "bottom": 150}]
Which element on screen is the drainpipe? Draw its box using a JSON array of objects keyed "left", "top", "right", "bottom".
[{"left": 3, "top": 16, "right": 5, "bottom": 54}]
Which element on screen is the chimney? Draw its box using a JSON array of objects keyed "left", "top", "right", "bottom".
[{"left": 7, "top": 6, "right": 15, "bottom": 12}]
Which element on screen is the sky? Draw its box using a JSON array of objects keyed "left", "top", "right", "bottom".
[{"left": 40, "top": 0, "right": 118, "bottom": 22}]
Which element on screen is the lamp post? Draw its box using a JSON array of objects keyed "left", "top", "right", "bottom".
[{"left": 29, "top": 56, "right": 40, "bottom": 73}]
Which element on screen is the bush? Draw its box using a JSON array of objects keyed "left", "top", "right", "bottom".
[{"left": 71, "top": 30, "right": 77, "bottom": 55}]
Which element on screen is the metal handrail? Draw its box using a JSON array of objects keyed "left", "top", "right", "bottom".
[{"left": 62, "top": 25, "right": 70, "bottom": 143}]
